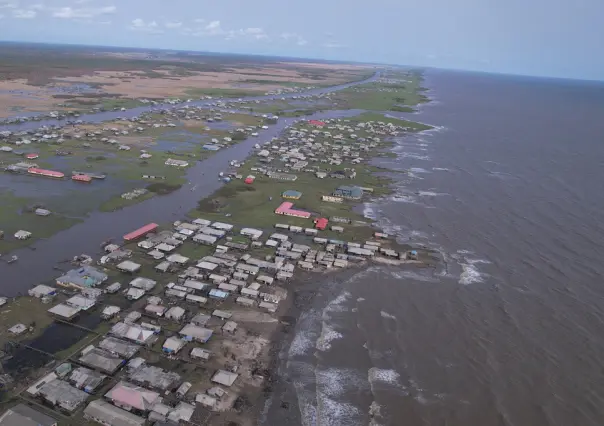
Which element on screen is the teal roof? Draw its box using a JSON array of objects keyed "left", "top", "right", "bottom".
[{"left": 283, "top": 190, "right": 302, "bottom": 197}]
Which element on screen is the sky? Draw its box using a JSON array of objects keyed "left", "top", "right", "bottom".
[{"left": 1, "top": 0, "right": 603, "bottom": 81}]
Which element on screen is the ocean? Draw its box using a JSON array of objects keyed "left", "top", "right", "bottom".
[{"left": 262, "top": 70, "right": 604, "bottom": 426}]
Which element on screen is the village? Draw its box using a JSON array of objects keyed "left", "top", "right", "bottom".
[{"left": 0, "top": 112, "right": 432, "bottom": 426}]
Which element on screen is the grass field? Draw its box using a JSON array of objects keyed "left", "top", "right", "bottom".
[{"left": 332, "top": 71, "right": 429, "bottom": 111}]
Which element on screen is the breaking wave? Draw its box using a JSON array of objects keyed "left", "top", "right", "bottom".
[{"left": 380, "top": 310, "right": 396, "bottom": 320}]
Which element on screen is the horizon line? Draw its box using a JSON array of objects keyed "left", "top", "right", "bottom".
[{"left": 1, "top": 39, "right": 603, "bottom": 83}]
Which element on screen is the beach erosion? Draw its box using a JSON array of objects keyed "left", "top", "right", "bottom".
[
  {"left": 257, "top": 125, "right": 446, "bottom": 426},
  {"left": 262, "top": 69, "right": 604, "bottom": 426}
]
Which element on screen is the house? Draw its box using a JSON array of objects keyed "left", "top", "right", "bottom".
[
  {"left": 333, "top": 185, "right": 363, "bottom": 200},
  {"left": 78, "top": 347, "right": 125, "bottom": 374},
  {"left": 104, "top": 381, "right": 160, "bottom": 412},
  {"left": 190, "top": 347, "right": 211, "bottom": 360},
  {"left": 8, "top": 324, "right": 28, "bottom": 335},
  {"left": 267, "top": 171, "right": 297, "bottom": 181},
  {"left": 163, "top": 336, "right": 186, "bottom": 354},
  {"left": 209, "top": 289, "right": 229, "bottom": 300},
  {"left": 222, "top": 320, "right": 238, "bottom": 332},
  {"left": 68, "top": 367, "right": 106, "bottom": 393},
  {"left": 14, "top": 230, "right": 32, "bottom": 240},
  {"left": 165, "top": 158, "right": 189, "bottom": 167},
  {"left": 56, "top": 266, "right": 108, "bottom": 290},
  {"left": 28, "top": 284, "right": 57, "bottom": 299},
  {"left": 235, "top": 263, "right": 260, "bottom": 275},
  {"left": 314, "top": 218, "right": 329, "bottom": 230},
  {"left": 179, "top": 324, "right": 213, "bottom": 343},
  {"left": 48, "top": 303, "right": 80, "bottom": 320},
  {"left": 321, "top": 195, "right": 343, "bottom": 203},
  {"left": 196, "top": 393, "right": 217, "bottom": 408},
  {"left": 127, "top": 365, "right": 181, "bottom": 391},
  {"left": 145, "top": 304, "right": 167, "bottom": 316},
  {"left": 0, "top": 404, "right": 58, "bottom": 426},
  {"left": 98, "top": 337, "right": 139, "bottom": 358},
  {"left": 32, "top": 378, "right": 89, "bottom": 413},
  {"left": 66, "top": 295, "right": 96, "bottom": 311},
  {"left": 197, "top": 261, "right": 218, "bottom": 272},
  {"left": 240, "top": 227, "right": 263, "bottom": 240},
  {"left": 191, "top": 313, "right": 211, "bottom": 327},
  {"left": 129, "top": 277, "right": 157, "bottom": 291},
  {"left": 165, "top": 306, "right": 186, "bottom": 321},
  {"left": 274, "top": 202, "right": 311, "bottom": 219},
  {"left": 83, "top": 399, "right": 145, "bottom": 426},
  {"left": 117, "top": 261, "right": 142, "bottom": 273},
  {"left": 193, "top": 233, "right": 217, "bottom": 245},
  {"left": 110, "top": 322, "right": 157, "bottom": 346},
  {"left": 166, "top": 254, "right": 189, "bottom": 265},
  {"left": 211, "top": 370, "right": 239, "bottom": 387},
  {"left": 282, "top": 190, "right": 302, "bottom": 200}
]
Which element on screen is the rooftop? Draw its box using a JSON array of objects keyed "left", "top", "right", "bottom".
[
  {"left": 127, "top": 365, "right": 181, "bottom": 391},
  {"left": 56, "top": 266, "right": 107, "bottom": 288},
  {"left": 0, "top": 404, "right": 57, "bottom": 426},
  {"left": 83, "top": 399, "right": 145, "bottom": 426},
  {"left": 105, "top": 381, "right": 160, "bottom": 411}
]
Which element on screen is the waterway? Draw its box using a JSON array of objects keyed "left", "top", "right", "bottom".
[
  {"left": 261, "top": 70, "right": 604, "bottom": 426},
  {"left": 0, "top": 73, "right": 376, "bottom": 295},
  {"left": 0, "top": 72, "right": 379, "bottom": 132}
]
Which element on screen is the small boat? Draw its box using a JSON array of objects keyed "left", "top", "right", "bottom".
[{"left": 7, "top": 255, "right": 18, "bottom": 264}]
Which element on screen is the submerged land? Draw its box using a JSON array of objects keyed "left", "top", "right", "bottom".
[{"left": 0, "top": 43, "right": 432, "bottom": 426}]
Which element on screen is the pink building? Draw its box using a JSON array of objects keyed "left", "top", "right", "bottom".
[{"left": 274, "top": 202, "right": 311, "bottom": 219}]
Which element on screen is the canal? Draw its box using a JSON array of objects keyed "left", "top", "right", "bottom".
[{"left": 0, "top": 73, "right": 378, "bottom": 295}]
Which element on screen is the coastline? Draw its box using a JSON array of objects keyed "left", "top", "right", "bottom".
[{"left": 0, "top": 69, "right": 435, "bottom": 425}]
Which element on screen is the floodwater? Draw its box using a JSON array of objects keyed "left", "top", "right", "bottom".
[
  {"left": 262, "top": 71, "right": 604, "bottom": 426},
  {"left": 0, "top": 108, "right": 364, "bottom": 295},
  {"left": 0, "top": 72, "right": 378, "bottom": 131},
  {"left": 0, "top": 72, "right": 376, "bottom": 294}
]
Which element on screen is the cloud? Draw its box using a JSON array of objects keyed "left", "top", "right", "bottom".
[
  {"left": 165, "top": 21, "right": 182, "bottom": 29},
  {"left": 280, "top": 32, "right": 308, "bottom": 46},
  {"left": 130, "top": 18, "right": 163, "bottom": 34},
  {"left": 0, "top": 2, "right": 18, "bottom": 9},
  {"left": 52, "top": 6, "right": 116, "bottom": 19},
  {"left": 204, "top": 20, "right": 223, "bottom": 34},
  {"left": 13, "top": 9, "right": 36, "bottom": 18},
  {"left": 193, "top": 18, "right": 205, "bottom": 23},
  {"left": 0, "top": 13, "right": 4, "bottom": 19},
  {"left": 323, "top": 41, "right": 346, "bottom": 48},
  {"left": 184, "top": 20, "right": 269, "bottom": 41}
]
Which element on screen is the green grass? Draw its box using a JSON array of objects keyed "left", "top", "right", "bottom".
[
  {"left": 0, "top": 297, "right": 56, "bottom": 346},
  {"left": 188, "top": 158, "right": 391, "bottom": 242},
  {"left": 100, "top": 98, "right": 145, "bottom": 110},
  {"left": 0, "top": 191, "right": 82, "bottom": 253},
  {"left": 185, "top": 87, "right": 265, "bottom": 98},
  {"left": 222, "top": 113, "right": 263, "bottom": 127},
  {"left": 332, "top": 71, "right": 428, "bottom": 111},
  {"left": 240, "top": 79, "right": 315, "bottom": 88},
  {"left": 353, "top": 112, "right": 433, "bottom": 131}
]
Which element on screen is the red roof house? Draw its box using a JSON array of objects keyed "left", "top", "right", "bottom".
[
  {"left": 27, "top": 167, "right": 65, "bottom": 178},
  {"left": 244, "top": 176, "right": 254, "bottom": 184},
  {"left": 314, "top": 218, "right": 328, "bottom": 230},
  {"left": 124, "top": 223, "right": 158, "bottom": 241},
  {"left": 274, "top": 202, "right": 311, "bottom": 219},
  {"left": 308, "top": 120, "right": 325, "bottom": 127},
  {"left": 72, "top": 174, "right": 92, "bottom": 183},
  {"left": 25, "top": 153, "right": 39, "bottom": 160}
]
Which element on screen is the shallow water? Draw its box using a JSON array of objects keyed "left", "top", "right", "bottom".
[{"left": 266, "top": 71, "right": 604, "bottom": 426}]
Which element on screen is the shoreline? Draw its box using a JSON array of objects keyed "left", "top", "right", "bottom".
[{"left": 0, "top": 69, "right": 434, "bottom": 425}]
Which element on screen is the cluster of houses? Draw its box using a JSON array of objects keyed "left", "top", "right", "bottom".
[{"left": 6, "top": 211, "right": 418, "bottom": 424}]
